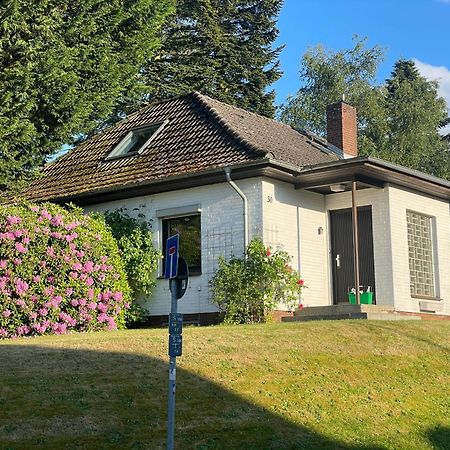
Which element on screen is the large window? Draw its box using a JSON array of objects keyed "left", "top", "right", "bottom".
[
  {"left": 162, "top": 214, "right": 201, "bottom": 275},
  {"left": 406, "top": 210, "right": 435, "bottom": 297}
]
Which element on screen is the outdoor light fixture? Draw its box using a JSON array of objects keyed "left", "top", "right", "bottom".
[{"left": 330, "top": 184, "right": 346, "bottom": 193}]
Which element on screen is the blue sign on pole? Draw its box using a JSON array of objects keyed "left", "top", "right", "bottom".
[
  {"left": 165, "top": 234, "right": 179, "bottom": 279},
  {"left": 168, "top": 334, "right": 182, "bottom": 357}
]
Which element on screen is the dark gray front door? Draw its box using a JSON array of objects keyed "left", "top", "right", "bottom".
[{"left": 330, "top": 206, "right": 376, "bottom": 304}]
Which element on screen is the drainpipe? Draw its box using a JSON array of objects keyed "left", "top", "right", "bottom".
[{"left": 224, "top": 168, "right": 249, "bottom": 256}]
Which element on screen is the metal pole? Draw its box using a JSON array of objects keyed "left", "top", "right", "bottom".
[
  {"left": 167, "top": 279, "right": 178, "bottom": 450},
  {"left": 351, "top": 181, "right": 361, "bottom": 305}
]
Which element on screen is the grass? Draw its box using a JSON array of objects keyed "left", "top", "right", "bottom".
[{"left": 0, "top": 320, "right": 449, "bottom": 449}]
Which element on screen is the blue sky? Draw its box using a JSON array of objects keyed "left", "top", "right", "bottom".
[{"left": 273, "top": 0, "right": 450, "bottom": 115}]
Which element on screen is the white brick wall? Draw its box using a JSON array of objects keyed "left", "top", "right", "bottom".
[
  {"left": 85, "top": 177, "right": 450, "bottom": 317},
  {"left": 262, "top": 179, "right": 330, "bottom": 307},
  {"left": 325, "top": 185, "right": 450, "bottom": 314},
  {"left": 387, "top": 185, "right": 450, "bottom": 315},
  {"left": 85, "top": 178, "right": 264, "bottom": 316}
]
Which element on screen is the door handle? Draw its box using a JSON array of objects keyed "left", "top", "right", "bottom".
[{"left": 335, "top": 254, "right": 341, "bottom": 268}]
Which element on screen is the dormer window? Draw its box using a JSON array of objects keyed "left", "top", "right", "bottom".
[{"left": 106, "top": 120, "right": 167, "bottom": 160}]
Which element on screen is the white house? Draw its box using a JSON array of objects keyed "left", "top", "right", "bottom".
[{"left": 26, "top": 92, "right": 450, "bottom": 323}]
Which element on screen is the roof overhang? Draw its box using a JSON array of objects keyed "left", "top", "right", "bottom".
[
  {"left": 46, "top": 156, "right": 450, "bottom": 206},
  {"left": 50, "top": 159, "right": 299, "bottom": 206},
  {"left": 295, "top": 156, "right": 450, "bottom": 200}
]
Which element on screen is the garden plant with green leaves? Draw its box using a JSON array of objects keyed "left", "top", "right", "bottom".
[
  {"left": 102, "top": 208, "right": 161, "bottom": 324},
  {"left": 210, "top": 238, "right": 304, "bottom": 324}
]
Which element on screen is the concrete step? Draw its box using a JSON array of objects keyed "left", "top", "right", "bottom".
[
  {"left": 293, "top": 304, "right": 394, "bottom": 317},
  {"left": 365, "top": 313, "right": 421, "bottom": 321},
  {"left": 283, "top": 311, "right": 421, "bottom": 322},
  {"left": 283, "top": 313, "right": 368, "bottom": 322}
]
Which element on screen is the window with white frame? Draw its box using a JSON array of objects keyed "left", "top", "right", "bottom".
[
  {"left": 406, "top": 210, "right": 435, "bottom": 297},
  {"left": 106, "top": 121, "right": 167, "bottom": 160}
]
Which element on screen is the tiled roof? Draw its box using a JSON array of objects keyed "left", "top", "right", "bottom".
[{"left": 25, "top": 92, "right": 338, "bottom": 202}]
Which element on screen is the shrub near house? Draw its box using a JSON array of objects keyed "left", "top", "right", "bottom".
[
  {"left": 210, "top": 238, "right": 304, "bottom": 324},
  {"left": 102, "top": 210, "right": 160, "bottom": 294},
  {"left": 101, "top": 208, "right": 161, "bottom": 325},
  {"left": 0, "top": 202, "right": 131, "bottom": 338}
]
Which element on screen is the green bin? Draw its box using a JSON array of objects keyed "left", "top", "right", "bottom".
[{"left": 348, "top": 291, "right": 373, "bottom": 304}]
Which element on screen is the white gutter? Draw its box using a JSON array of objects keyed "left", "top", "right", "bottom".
[{"left": 224, "top": 168, "right": 249, "bottom": 256}]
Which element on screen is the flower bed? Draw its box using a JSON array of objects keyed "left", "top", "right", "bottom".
[{"left": 0, "top": 202, "right": 131, "bottom": 338}]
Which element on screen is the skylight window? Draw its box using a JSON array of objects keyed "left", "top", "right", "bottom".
[{"left": 106, "top": 121, "right": 167, "bottom": 160}]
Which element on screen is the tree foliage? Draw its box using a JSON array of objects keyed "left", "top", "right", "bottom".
[
  {"left": 378, "top": 60, "right": 449, "bottom": 178},
  {"left": 279, "top": 38, "right": 450, "bottom": 180},
  {"left": 143, "top": 0, "right": 283, "bottom": 117},
  {"left": 279, "top": 36, "right": 385, "bottom": 139},
  {"left": 0, "top": 0, "right": 173, "bottom": 191}
]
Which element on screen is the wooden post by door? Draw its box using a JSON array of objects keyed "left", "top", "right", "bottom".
[{"left": 351, "top": 181, "right": 361, "bottom": 304}]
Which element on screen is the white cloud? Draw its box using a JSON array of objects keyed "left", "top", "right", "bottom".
[
  {"left": 414, "top": 59, "right": 450, "bottom": 134},
  {"left": 437, "top": 0, "right": 450, "bottom": 4}
]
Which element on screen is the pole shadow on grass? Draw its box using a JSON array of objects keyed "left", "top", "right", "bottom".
[{"left": 0, "top": 344, "right": 388, "bottom": 450}]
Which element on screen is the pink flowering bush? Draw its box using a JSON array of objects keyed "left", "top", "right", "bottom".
[{"left": 0, "top": 202, "right": 131, "bottom": 339}]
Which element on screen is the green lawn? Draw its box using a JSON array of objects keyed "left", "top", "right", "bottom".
[{"left": 0, "top": 320, "right": 449, "bottom": 449}]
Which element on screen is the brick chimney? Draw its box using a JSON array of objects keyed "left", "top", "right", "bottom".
[{"left": 326, "top": 101, "right": 357, "bottom": 157}]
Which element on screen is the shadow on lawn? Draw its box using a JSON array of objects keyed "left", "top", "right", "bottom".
[
  {"left": 0, "top": 343, "right": 397, "bottom": 450},
  {"left": 426, "top": 426, "right": 450, "bottom": 450}
]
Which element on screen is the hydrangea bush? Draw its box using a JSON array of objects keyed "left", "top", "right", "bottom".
[
  {"left": 210, "top": 238, "right": 304, "bottom": 324},
  {"left": 0, "top": 202, "right": 131, "bottom": 339}
]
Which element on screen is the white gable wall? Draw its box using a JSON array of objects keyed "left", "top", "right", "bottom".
[{"left": 85, "top": 178, "right": 264, "bottom": 316}]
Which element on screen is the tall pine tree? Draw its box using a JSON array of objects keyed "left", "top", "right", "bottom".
[
  {"left": 0, "top": 0, "right": 173, "bottom": 191},
  {"left": 143, "top": 0, "right": 283, "bottom": 117}
]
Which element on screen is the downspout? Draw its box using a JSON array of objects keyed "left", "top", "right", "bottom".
[{"left": 224, "top": 168, "right": 249, "bottom": 256}]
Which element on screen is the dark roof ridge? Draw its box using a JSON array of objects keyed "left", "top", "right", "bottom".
[
  {"left": 296, "top": 128, "right": 327, "bottom": 146},
  {"left": 127, "top": 92, "right": 195, "bottom": 115},
  {"left": 192, "top": 91, "right": 268, "bottom": 158}
]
